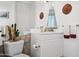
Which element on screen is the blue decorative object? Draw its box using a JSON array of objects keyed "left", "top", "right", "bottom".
[
  {"left": 47, "top": 16, "right": 54, "bottom": 28},
  {"left": 47, "top": 7, "right": 57, "bottom": 29}
]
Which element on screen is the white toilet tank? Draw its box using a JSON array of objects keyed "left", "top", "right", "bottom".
[{"left": 4, "top": 40, "right": 24, "bottom": 56}]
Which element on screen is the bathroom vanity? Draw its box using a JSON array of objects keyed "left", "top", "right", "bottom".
[{"left": 31, "top": 32, "right": 64, "bottom": 57}]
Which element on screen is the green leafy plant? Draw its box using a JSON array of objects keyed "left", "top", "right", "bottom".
[{"left": 11, "top": 23, "right": 20, "bottom": 37}]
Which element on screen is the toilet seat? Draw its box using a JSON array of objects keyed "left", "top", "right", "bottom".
[{"left": 14, "top": 54, "right": 30, "bottom": 57}]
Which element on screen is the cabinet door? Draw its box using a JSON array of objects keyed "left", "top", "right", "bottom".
[
  {"left": 57, "top": 39, "right": 63, "bottom": 57},
  {"left": 40, "top": 39, "right": 63, "bottom": 57}
]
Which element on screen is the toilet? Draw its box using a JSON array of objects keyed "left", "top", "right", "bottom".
[{"left": 4, "top": 40, "right": 30, "bottom": 57}]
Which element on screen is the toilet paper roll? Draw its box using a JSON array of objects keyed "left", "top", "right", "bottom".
[
  {"left": 63, "top": 25, "right": 70, "bottom": 35},
  {"left": 76, "top": 27, "right": 79, "bottom": 38},
  {"left": 71, "top": 25, "right": 76, "bottom": 34}
]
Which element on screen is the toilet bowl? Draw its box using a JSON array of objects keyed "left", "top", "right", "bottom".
[{"left": 4, "top": 40, "right": 30, "bottom": 57}]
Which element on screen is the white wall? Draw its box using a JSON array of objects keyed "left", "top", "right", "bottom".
[
  {"left": 15, "top": 2, "right": 35, "bottom": 34},
  {"left": 53, "top": 1, "right": 79, "bottom": 26},
  {"left": 0, "top": 1, "right": 16, "bottom": 45},
  {"left": 0, "top": 1, "right": 78, "bottom": 33},
  {"left": 35, "top": 2, "right": 49, "bottom": 27},
  {"left": 35, "top": 1, "right": 79, "bottom": 29},
  {"left": 0, "top": 1, "right": 15, "bottom": 27}
]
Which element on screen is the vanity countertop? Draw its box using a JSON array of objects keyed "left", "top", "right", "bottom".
[{"left": 31, "top": 31, "right": 63, "bottom": 35}]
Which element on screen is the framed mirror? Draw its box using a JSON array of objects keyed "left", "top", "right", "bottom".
[
  {"left": 39, "top": 12, "right": 44, "bottom": 20},
  {"left": 62, "top": 4, "right": 72, "bottom": 15}
]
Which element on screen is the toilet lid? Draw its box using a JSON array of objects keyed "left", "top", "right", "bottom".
[{"left": 14, "top": 54, "right": 30, "bottom": 57}]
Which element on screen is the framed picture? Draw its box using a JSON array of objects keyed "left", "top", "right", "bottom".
[{"left": 0, "top": 12, "right": 9, "bottom": 18}]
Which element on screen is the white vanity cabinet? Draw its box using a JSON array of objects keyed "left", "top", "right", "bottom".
[{"left": 31, "top": 32, "right": 64, "bottom": 57}]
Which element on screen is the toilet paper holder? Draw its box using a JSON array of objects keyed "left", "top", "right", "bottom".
[{"left": 32, "top": 45, "right": 40, "bottom": 49}]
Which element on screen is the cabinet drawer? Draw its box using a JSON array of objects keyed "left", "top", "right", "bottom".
[{"left": 40, "top": 34, "right": 63, "bottom": 40}]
